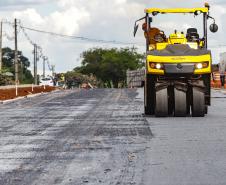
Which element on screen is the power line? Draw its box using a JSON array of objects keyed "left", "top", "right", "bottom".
[
  {"left": 4, "top": 20, "right": 143, "bottom": 73},
  {"left": 3, "top": 19, "right": 226, "bottom": 48},
  {"left": 4, "top": 20, "right": 226, "bottom": 49},
  {"left": 19, "top": 25, "right": 141, "bottom": 46},
  {"left": 18, "top": 22, "right": 54, "bottom": 73},
  {"left": 4, "top": 19, "right": 55, "bottom": 77}
]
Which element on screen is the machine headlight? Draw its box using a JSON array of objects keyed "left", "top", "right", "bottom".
[
  {"left": 149, "top": 62, "right": 164, "bottom": 70},
  {"left": 156, "top": 63, "right": 162, "bottom": 69},
  {"left": 195, "top": 62, "right": 209, "bottom": 69},
  {"left": 196, "top": 63, "right": 203, "bottom": 69}
]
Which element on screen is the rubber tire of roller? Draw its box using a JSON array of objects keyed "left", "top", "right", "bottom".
[
  {"left": 205, "top": 105, "right": 208, "bottom": 114},
  {"left": 155, "top": 88, "right": 168, "bottom": 117},
  {"left": 144, "top": 76, "right": 155, "bottom": 115},
  {"left": 174, "top": 88, "right": 187, "bottom": 117},
  {"left": 192, "top": 88, "right": 205, "bottom": 117}
]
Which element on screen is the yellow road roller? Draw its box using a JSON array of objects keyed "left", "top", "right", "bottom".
[{"left": 134, "top": 3, "right": 218, "bottom": 117}]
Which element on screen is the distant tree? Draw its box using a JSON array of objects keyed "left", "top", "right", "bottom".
[
  {"left": 76, "top": 47, "right": 144, "bottom": 88},
  {"left": 2, "top": 47, "right": 33, "bottom": 84}
]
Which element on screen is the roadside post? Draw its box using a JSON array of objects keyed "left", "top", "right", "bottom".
[{"left": 15, "top": 83, "right": 18, "bottom": 96}]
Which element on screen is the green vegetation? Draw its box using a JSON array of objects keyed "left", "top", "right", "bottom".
[
  {"left": 0, "top": 47, "right": 33, "bottom": 85},
  {"left": 63, "top": 71, "right": 100, "bottom": 88},
  {"left": 0, "top": 73, "right": 13, "bottom": 86},
  {"left": 73, "top": 47, "right": 145, "bottom": 88}
]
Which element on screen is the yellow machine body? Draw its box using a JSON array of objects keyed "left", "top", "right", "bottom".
[
  {"left": 147, "top": 55, "right": 211, "bottom": 75},
  {"left": 145, "top": 7, "right": 209, "bottom": 14},
  {"left": 146, "top": 32, "right": 211, "bottom": 75}
]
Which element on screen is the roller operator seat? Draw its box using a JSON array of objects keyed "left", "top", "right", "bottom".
[{"left": 186, "top": 28, "right": 200, "bottom": 42}]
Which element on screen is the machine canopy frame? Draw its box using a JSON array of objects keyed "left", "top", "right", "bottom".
[{"left": 145, "top": 8, "right": 209, "bottom": 14}]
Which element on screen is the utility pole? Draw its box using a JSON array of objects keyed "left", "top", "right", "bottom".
[
  {"left": 33, "top": 44, "right": 38, "bottom": 85},
  {"left": 14, "top": 18, "right": 19, "bottom": 84},
  {"left": 43, "top": 56, "right": 47, "bottom": 78},
  {"left": 0, "top": 21, "right": 2, "bottom": 72},
  {"left": 20, "top": 62, "right": 23, "bottom": 82},
  {"left": 33, "top": 44, "right": 36, "bottom": 84},
  {"left": 51, "top": 65, "right": 55, "bottom": 77}
]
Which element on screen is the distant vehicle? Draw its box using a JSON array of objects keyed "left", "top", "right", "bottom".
[{"left": 39, "top": 77, "right": 54, "bottom": 86}]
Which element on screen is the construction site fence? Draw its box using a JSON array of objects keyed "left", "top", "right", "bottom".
[{"left": 127, "top": 69, "right": 145, "bottom": 88}]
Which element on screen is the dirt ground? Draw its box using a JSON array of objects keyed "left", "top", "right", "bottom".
[{"left": 0, "top": 86, "right": 56, "bottom": 101}]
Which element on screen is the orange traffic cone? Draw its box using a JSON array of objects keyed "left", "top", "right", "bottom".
[
  {"left": 211, "top": 80, "right": 215, "bottom": 88},
  {"left": 215, "top": 82, "right": 221, "bottom": 89}
]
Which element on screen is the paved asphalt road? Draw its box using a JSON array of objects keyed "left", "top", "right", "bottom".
[{"left": 0, "top": 88, "right": 226, "bottom": 185}]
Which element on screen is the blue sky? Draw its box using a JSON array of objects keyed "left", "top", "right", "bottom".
[{"left": 0, "top": 0, "right": 226, "bottom": 75}]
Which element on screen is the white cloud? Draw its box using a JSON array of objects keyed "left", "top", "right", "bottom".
[
  {"left": 2, "top": 4, "right": 91, "bottom": 73},
  {"left": 0, "top": 0, "right": 54, "bottom": 6},
  {"left": 12, "top": 7, "right": 90, "bottom": 35},
  {"left": 47, "top": 7, "right": 90, "bottom": 35},
  {"left": 13, "top": 8, "right": 44, "bottom": 25}
]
